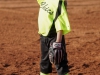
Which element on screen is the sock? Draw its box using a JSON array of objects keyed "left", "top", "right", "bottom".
[{"left": 40, "top": 72, "right": 49, "bottom": 75}]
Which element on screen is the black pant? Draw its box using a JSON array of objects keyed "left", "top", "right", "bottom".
[{"left": 40, "top": 35, "right": 69, "bottom": 75}]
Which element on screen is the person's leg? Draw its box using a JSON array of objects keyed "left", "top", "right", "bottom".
[
  {"left": 40, "top": 35, "right": 69, "bottom": 75},
  {"left": 55, "top": 36, "right": 69, "bottom": 75},
  {"left": 40, "top": 35, "right": 52, "bottom": 74},
  {"left": 55, "top": 59, "right": 69, "bottom": 75}
]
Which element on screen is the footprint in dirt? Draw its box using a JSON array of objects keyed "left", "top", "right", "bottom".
[
  {"left": 11, "top": 72, "right": 19, "bottom": 75},
  {"left": 3, "top": 63, "right": 10, "bottom": 68},
  {"left": 32, "top": 62, "right": 36, "bottom": 65},
  {"left": 78, "top": 73, "right": 83, "bottom": 75},
  {"left": 98, "top": 63, "right": 100, "bottom": 66},
  {"left": 82, "top": 63, "right": 89, "bottom": 69},
  {"left": 0, "top": 43, "right": 6, "bottom": 50},
  {"left": 69, "top": 64, "right": 74, "bottom": 69}
]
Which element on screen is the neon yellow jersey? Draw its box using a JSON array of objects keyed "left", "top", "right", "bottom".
[{"left": 37, "top": 0, "right": 71, "bottom": 36}]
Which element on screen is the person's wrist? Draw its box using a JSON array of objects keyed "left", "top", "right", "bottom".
[
  {"left": 56, "top": 40, "right": 61, "bottom": 43},
  {"left": 56, "top": 39, "right": 62, "bottom": 43},
  {"left": 53, "top": 42, "right": 61, "bottom": 48}
]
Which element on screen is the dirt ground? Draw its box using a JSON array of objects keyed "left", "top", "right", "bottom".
[{"left": 0, "top": 0, "right": 100, "bottom": 75}]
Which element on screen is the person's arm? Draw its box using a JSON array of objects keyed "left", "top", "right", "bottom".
[
  {"left": 64, "top": 0, "right": 67, "bottom": 9},
  {"left": 56, "top": 30, "right": 63, "bottom": 42}
]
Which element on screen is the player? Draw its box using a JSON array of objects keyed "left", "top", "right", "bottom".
[{"left": 37, "top": 0, "right": 71, "bottom": 75}]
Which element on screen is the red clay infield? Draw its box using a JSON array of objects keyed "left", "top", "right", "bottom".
[{"left": 0, "top": 0, "right": 100, "bottom": 75}]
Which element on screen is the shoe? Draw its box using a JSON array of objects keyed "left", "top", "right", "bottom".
[
  {"left": 40, "top": 72, "right": 49, "bottom": 75},
  {"left": 65, "top": 73, "right": 68, "bottom": 75}
]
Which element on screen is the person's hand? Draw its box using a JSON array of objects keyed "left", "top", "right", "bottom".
[{"left": 49, "top": 42, "right": 63, "bottom": 64}]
